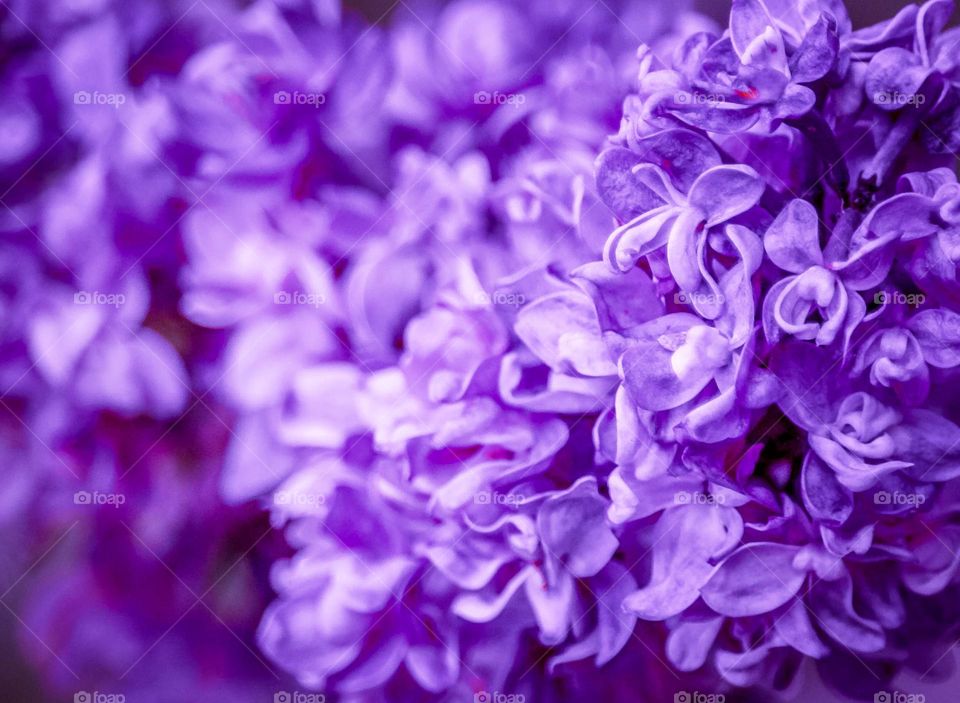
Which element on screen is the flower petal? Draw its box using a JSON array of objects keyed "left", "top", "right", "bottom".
[
  {"left": 623, "top": 505, "right": 743, "bottom": 620},
  {"left": 538, "top": 477, "right": 619, "bottom": 579},
  {"left": 908, "top": 308, "right": 960, "bottom": 368},
  {"left": 701, "top": 542, "right": 806, "bottom": 617},
  {"left": 687, "top": 165, "right": 765, "bottom": 226},
  {"left": 764, "top": 199, "right": 824, "bottom": 273}
]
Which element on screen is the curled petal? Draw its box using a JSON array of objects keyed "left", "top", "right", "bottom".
[
  {"left": 808, "top": 574, "right": 885, "bottom": 652},
  {"left": 687, "top": 164, "right": 765, "bottom": 226},
  {"left": 789, "top": 13, "right": 839, "bottom": 83},
  {"left": 667, "top": 209, "right": 705, "bottom": 293},
  {"left": 604, "top": 205, "right": 678, "bottom": 272}
]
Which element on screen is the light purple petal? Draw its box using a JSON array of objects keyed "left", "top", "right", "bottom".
[{"left": 701, "top": 542, "right": 806, "bottom": 617}]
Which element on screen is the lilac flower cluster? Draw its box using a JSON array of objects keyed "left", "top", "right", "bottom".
[
  {"left": 176, "top": 1, "right": 723, "bottom": 700},
  {"left": 188, "top": 0, "right": 960, "bottom": 702},
  {"left": 5, "top": 0, "right": 960, "bottom": 701},
  {"left": 593, "top": 0, "right": 960, "bottom": 697}
]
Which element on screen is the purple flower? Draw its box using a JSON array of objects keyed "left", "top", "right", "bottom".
[
  {"left": 638, "top": 0, "right": 846, "bottom": 134},
  {"left": 761, "top": 198, "right": 866, "bottom": 349},
  {"left": 10, "top": 0, "right": 960, "bottom": 702},
  {"left": 584, "top": 0, "right": 960, "bottom": 693}
]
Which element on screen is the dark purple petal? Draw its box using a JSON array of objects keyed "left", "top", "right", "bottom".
[
  {"left": 633, "top": 128, "right": 723, "bottom": 192},
  {"left": 789, "top": 14, "right": 839, "bottom": 83},
  {"left": 892, "top": 410, "right": 960, "bottom": 482},
  {"left": 801, "top": 451, "right": 854, "bottom": 524},
  {"left": 808, "top": 574, "right": 885, "bottom": 652},
  {"left": 774, "top": 598, "right": 829, "bottom": 658},
  {"left": 595, "top": 147, "right": 662, "bottom": 220}
]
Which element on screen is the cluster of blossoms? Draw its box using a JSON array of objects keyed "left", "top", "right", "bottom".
[
  {"left": 171, "top": 0, "right": 726, "bottom": 700},
  {"left": 196, "top": 0, "right": 960, "bottom": 701},
  {"left": 596, "top": 0, "right": 960, "bottom": 697},
  {"left": 4, "top": 0, "right": 960, "bottom": 701}
]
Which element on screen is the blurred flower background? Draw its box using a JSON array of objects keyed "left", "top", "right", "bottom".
[{"left": 1, "top": 0, "right": 959, "bottom": 702}]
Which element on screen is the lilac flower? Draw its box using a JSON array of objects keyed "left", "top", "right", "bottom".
[
  {"left": 8, "top": 0, "right": 960, "bottom": 702},
  {"left": 583, "top": 0, "right": 960, "bottom": 694},
  {"left": 638, "top": 0, "right": 847, "bottom": 134},
  {"left": 761, "top": 198, "right": 866, "bottom": 349},
  {"left": 863, "top": 0, "right": 956, "bottom": 113},
  {"left": 852, "top": 326, "right": 931, "bottom": 403},
  {"left": 603, "top": 161, "right": 764, "bottom": 312}
]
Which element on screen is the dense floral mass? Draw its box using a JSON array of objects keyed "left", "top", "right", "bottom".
[{"left": 3, "top": 0, "right": 960, "bottom": 701}]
